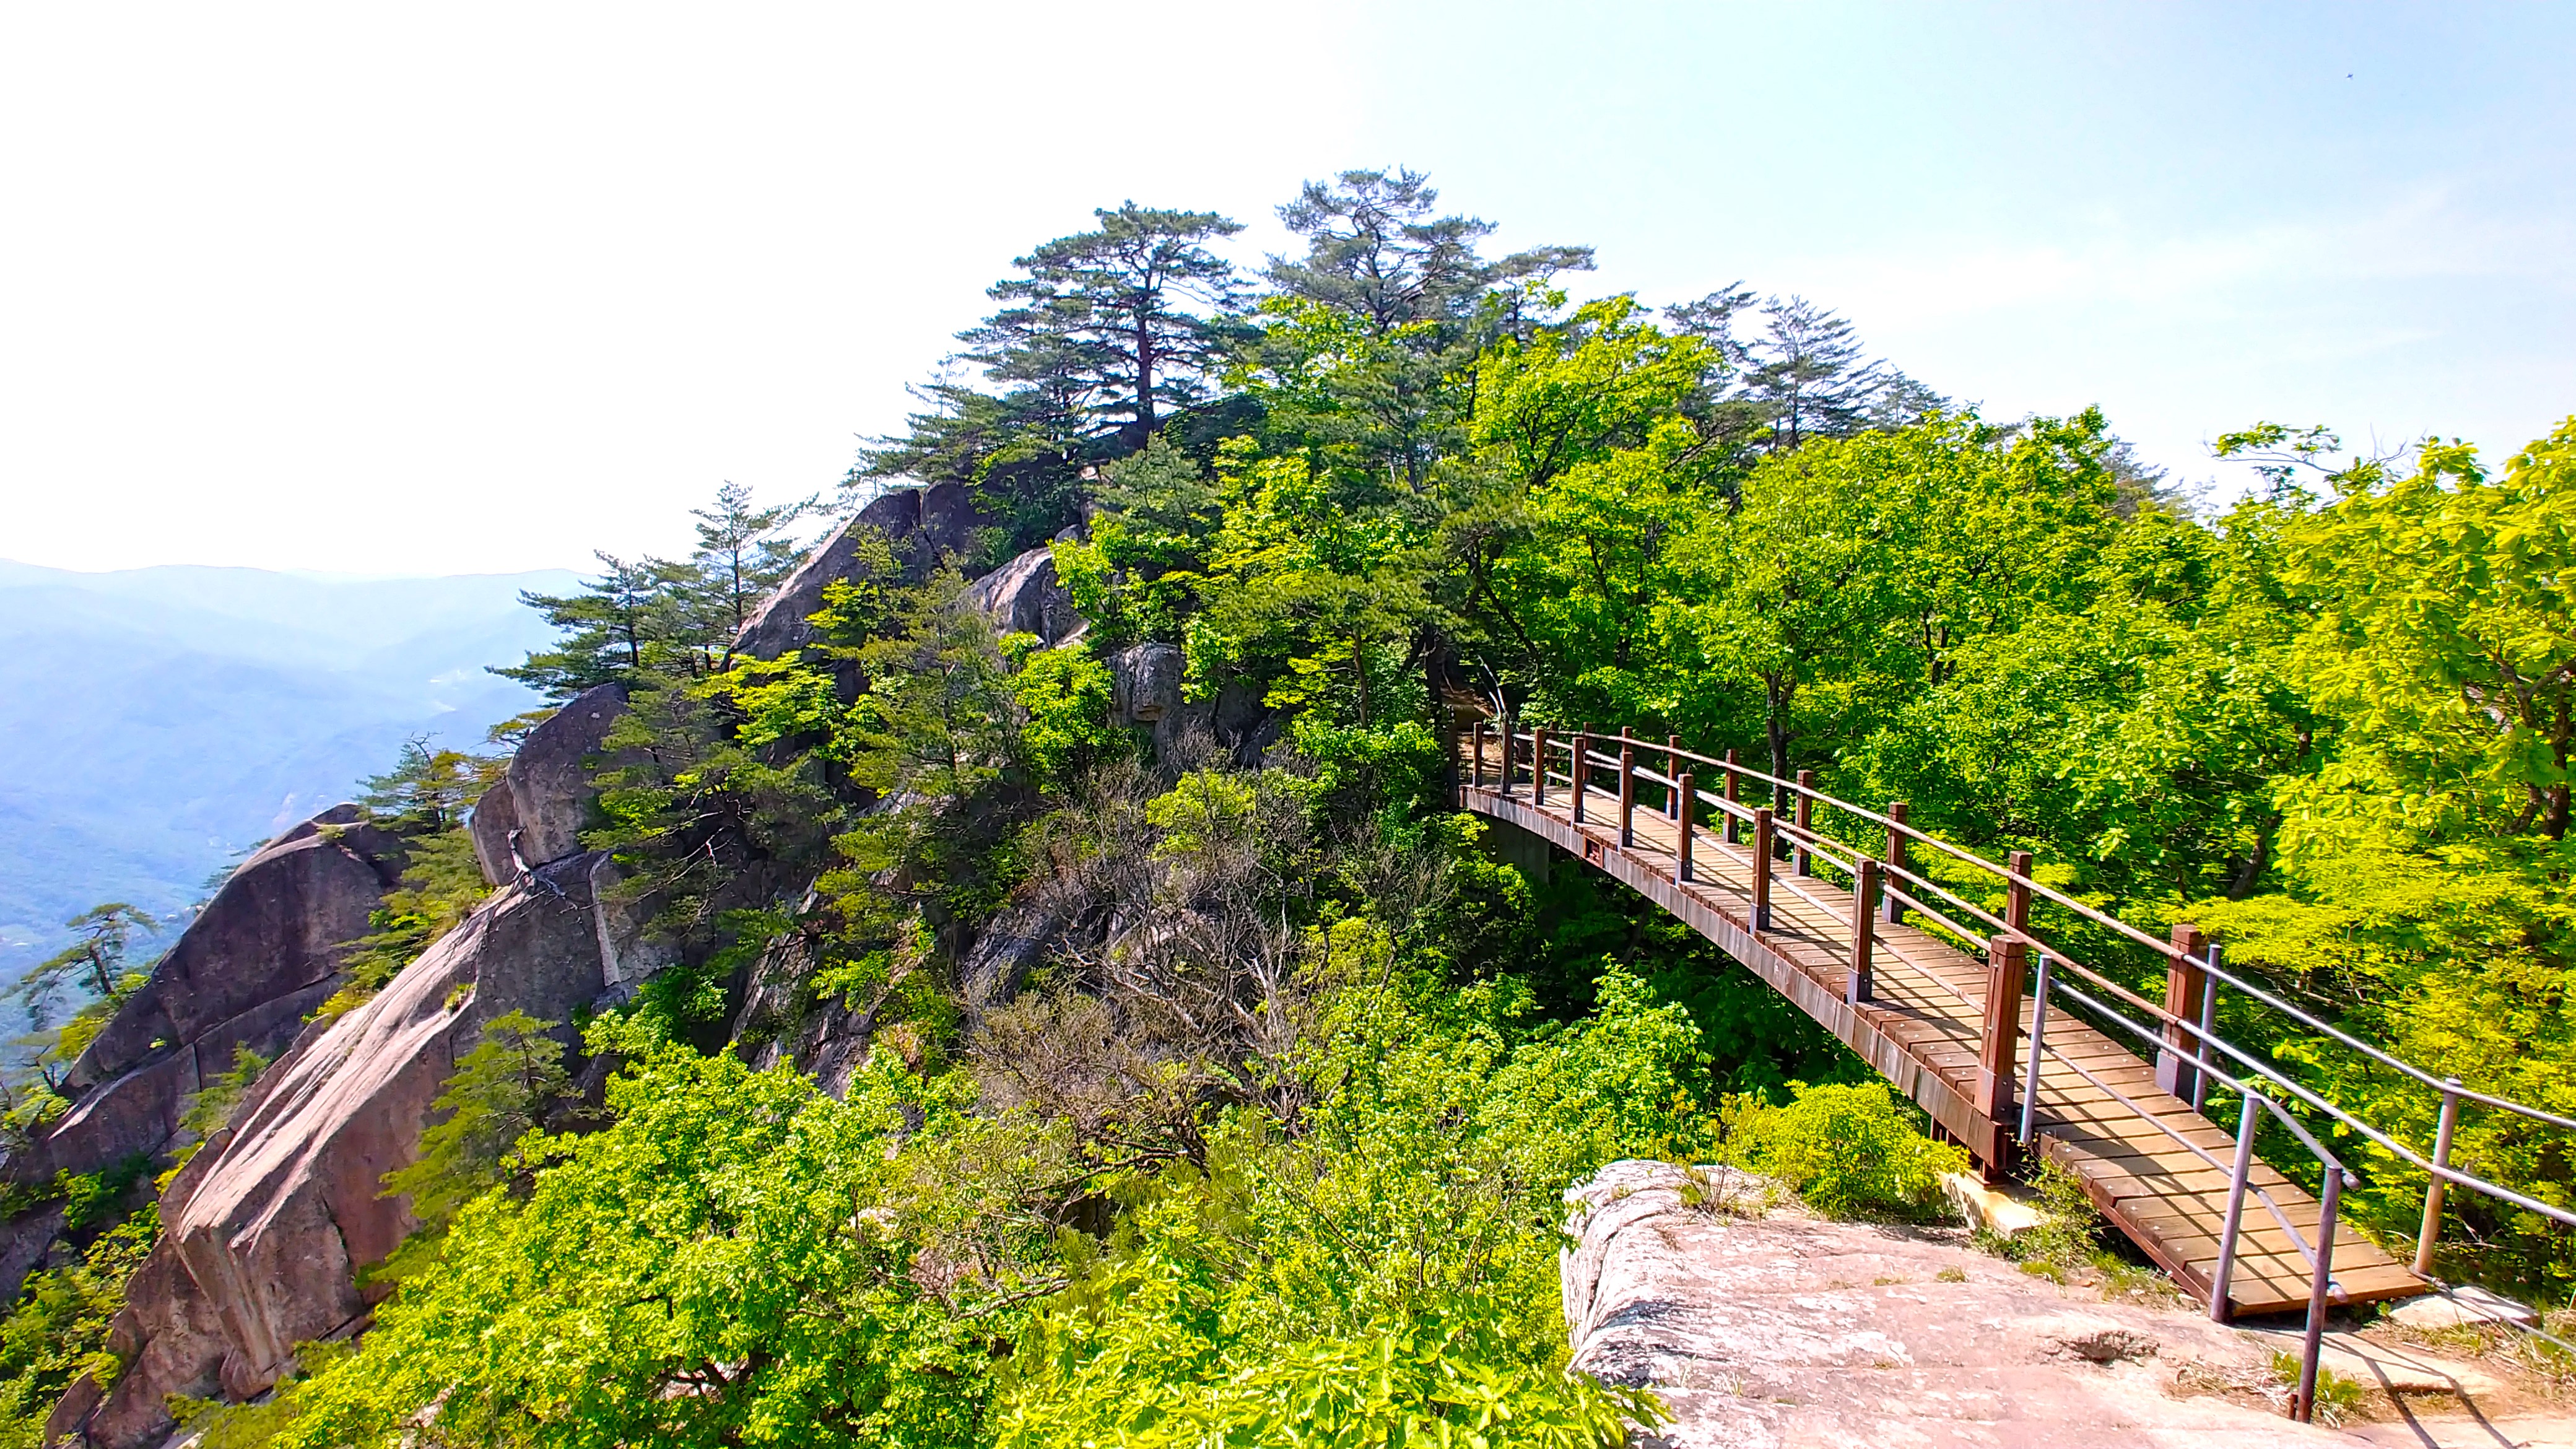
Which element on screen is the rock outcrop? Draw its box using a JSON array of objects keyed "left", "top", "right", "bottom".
[
  {"left": 732, "top": 481, "right": 994, "bottom": 661},
  {"left": 1107, "top": 642, "right": 1278, "bottom": 766},
  {"left": 468, "top": 683, "right": 630, "bottom": 886},
  {"left": 47, "top": 482, "right": 1064, "bottom": 1443},
  {"left": 967, "top": 546, "right": 1083, "bottom": 647},
  {"left": 56, "top": 679, "right": 655, "bottom": 1449},
  {"left": 71, "top": 851, "right": 650, "bottom": 1449},
  {"left": 7, "top": 806, "right": 404, "bottom": 1186},
  {"left": 1562, "top": 1160, "right": 2346, "bottom": 1448}
]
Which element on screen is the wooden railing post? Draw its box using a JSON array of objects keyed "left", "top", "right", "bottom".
[
  {"left": 2158, "top": 923, "right": 2210, "bottom": 1100},
  {"left": 1570, "top": 730, "right": 1590, "bottom": 822},
  {"left": 1794, "top": 770, "right": 1814, "bottom": 877},
  {"left": 1666, "top": 734, "right": 1682, "bottom": 819},
  {"left": 1617, "top": 732, "right": 1637, "bottom": 847},
  {"left": 2007, "top": 850, "right": 2033, "bottom": 936},
  {"left": 1884, "top": 801, "right": 1909, "bottom": 925},
  {"left": 1723, "top": 749, "right": 1741, "bottom": 844},
  {"left": 1530, "top": 727, "right": 1549, "bottom": 806},
  {"left": 1471, "top": 720, "right": 1487, "bottom": 790},
  {"left": 1752, "top": 807, "right": 1775, "bottom": 931},
  {"left": 1848, "top": 858, "right": 1878, "bottom": 1003},
  {"left": 1979, "top": 934, "right": 2029, "bottom": 1173},
  {"left": 1675, "top": 772, "right": 1695, "bottom": 882}
]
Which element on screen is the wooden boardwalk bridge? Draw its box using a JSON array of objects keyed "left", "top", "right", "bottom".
[{"left": 1455, "top": 723, "right": 2428, "bottom": 1331}]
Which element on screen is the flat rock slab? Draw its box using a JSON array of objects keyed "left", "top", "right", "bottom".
[
  {"left": 2385, "top": 1285, "right": 2541, "bottom": 1330},
  {"left": 1564, "top": 1160, "right": 2352, "bottom": 1448}
]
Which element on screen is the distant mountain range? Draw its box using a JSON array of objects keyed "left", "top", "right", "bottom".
[{"left": 0, "top": 559, "right": 578, "bottom": 990}]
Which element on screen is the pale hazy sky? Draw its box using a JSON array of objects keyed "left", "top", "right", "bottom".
[{"left": 3, "top": 2, "right": 2569, "bottom": 575}]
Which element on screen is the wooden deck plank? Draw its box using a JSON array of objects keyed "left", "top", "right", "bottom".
[{"left": 1455, "top": 772, "right": 2424, "bottom": 1319}]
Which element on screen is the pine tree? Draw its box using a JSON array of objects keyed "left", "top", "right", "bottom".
[
  {"left": 685, "top": 481, "right": 814, "bottom": 662},
  {"left": 360, "top": 737, "right": 504, "bottom": 835},
  {"left": 1258, "top": 170, "right": 1593, "bottom": 494},
  {"left": 968, "top": 202, "right": 1249, "bottom": 448},
  {"left": 1268, "top": 168, "right": 1591, "bottom": 340},
  {"left": 10, "top": 904, "right": 159, "bottom": 1030},
  {"left": 493, "top": 551, "right": 674, "bottom": 699},
  {"left": 1744, "top": 295, "right": 1888, "bottom": 450},
  {"left": 380, "top": 1011, "right": 573, "bottom": 1227}
]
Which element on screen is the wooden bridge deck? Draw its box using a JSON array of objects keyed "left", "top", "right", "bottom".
[{"left": 1461, "top": 777, "right": 2423, "bottom": 1318}]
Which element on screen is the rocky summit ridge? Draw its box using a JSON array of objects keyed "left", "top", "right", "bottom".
[{"left": 15, "top": 484, "right": 1157, "bottom": 1449}]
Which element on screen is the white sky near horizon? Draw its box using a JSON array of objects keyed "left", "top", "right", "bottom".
[{"left": 1, "top": 1, "right": 2570, "bottom": 577}]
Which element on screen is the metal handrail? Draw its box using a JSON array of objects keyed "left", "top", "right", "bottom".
[
  {"left": 1491, "top": 724, "right": 2576, "bottom": 1142},
  {"left": 2022, "top": 952, "right": 2361, "bottom": 1422},
  {"left": 1468, "top": 720, "right": 2576, "bottom": 1300}
]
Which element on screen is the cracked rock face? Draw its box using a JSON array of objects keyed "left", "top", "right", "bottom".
[
  {"left": 1562, "top": 1160, "right": 2347, "bottom": 1448},
  {"left": 9, "top": 804, "right": 404, "bottom": 1188},
  {"left": 469, "top": 682, "right": 630, "bottom": 886},
  {"left": 69, "top": 852, "right": 648, "bottom": 1449},
  {"left": 967, "top": 545, "right": 1083, "bottom": 648},
  {"left": 731, "top": 481, "right": 993, "bottom": 662}
]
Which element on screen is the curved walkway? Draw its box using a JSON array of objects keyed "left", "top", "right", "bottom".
[{"left": 1455, "top": 729, "right": 2424, "bottom": 1321}]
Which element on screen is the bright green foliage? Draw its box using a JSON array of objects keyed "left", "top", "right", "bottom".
[
  {"left": 428, "top": 173, "right": 2576, "bottom": 1432},
  {"left": 0, "top": 1205, "right": 157, "bottom": 1449},
  {"left": 1007, "top": 640, "right": 1121, "bottom": 786},
  {"left": 251, "top": 948, "right": 1702, "bottom": 1449},
  {"left": 277, "top": 1049, "right": 1066, "bottom": 1449},
  {"left": 1726, "top": 1082, "right": 1968, "bottom": 1221},
  {"left": 380, "top": 1011, "right": 574, "bottom": 1229},
  {"left": 2260, "top": 420, "right": 2576, "bottom": 853},
  {"left": 326, "top": 712, "right": 513, "bottom": 1019},
  {"left": 2156, "top": 420, "right": 2576, "bottom": 1297},
  {"left": 990, "top": 965, "right": 1685, "bottom": 1447}
]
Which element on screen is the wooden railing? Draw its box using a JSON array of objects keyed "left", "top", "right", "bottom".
[{"left": 1468, "top": 719, "right": 2576, "bottom": 1422}]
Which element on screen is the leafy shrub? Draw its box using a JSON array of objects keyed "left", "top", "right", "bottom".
[
  {"left": 1726, "top": 1081, "right": 1966, "bottom": 1220},
  {"left": 1007, "top": 641, "right": 1123, "bottom": 786},
  {"left": 0, "top": 1204, "right": 157, "bottom": 1447},
  {"left": 2269, "top": 1351, "right": 2369, "bottom": 1427}
]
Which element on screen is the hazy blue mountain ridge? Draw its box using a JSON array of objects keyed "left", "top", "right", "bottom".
[{"left": 0, "top": 560, "right": 577, "bottom": 982}]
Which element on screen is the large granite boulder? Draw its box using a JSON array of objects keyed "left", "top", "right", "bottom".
[
  {"left": 469, "top": 683, "right": 629, "bottom": 886},
  {"left": 1108, "top": 642, "right": 1184, "bottom": 730},
  {"left": 967, "top": 546, "right": 1083, "bottom": 647},
  {"left": 732, "top": 482, "right": 995, "bottom": 662},
  {"left": 1107, "top": 643, "right": 1276, "bottom": 767},
  {"left": 66, "top": 850, "right": 648, "bottom": 1449},
  {"left": 7, "top": 807, "right": 404, "bottom": 1185},
  {"left": 1561, "top": 1160, "right": 2342, "bottom": 1448}
]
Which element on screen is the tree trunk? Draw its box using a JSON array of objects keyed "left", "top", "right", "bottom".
[
  {"left": 1353, "top": 632, "right": 1370, "bottom": 729},
  {"left": 1134, "top": 318, "right": 1157, "bottom": 433}
]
